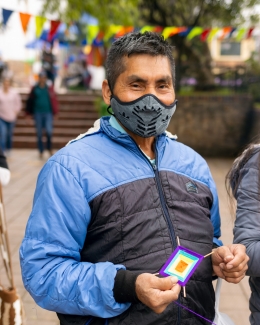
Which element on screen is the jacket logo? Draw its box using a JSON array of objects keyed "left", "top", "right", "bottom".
[{"left": 185, "top": 181, "right": 198, "bottom": 194}]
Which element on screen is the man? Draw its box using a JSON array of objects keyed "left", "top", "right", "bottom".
[
  {"left": 26, "top": 71, "right": 58, "bottom": 158},
  {"left": 20, "top": 32, "right": 248, "bottom": 325}
]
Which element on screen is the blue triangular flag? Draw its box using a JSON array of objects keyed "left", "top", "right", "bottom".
[{"left": 2, "top": 8, "right": 13, "bottom": 26}]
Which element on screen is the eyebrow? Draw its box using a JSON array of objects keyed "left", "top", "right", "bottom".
[{"left": 126, "top": 75, "right": 173, "bottom": 84}]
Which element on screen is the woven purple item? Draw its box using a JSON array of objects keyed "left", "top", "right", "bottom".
[{"left": 159, "top": 246, "right": 204, "bottom": 286}]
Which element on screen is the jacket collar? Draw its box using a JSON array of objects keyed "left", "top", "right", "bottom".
[{"left": 100, "top": 116, "right": 167, "bottom": 162}]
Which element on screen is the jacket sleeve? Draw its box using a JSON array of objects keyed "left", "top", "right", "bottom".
[
  {"left": 233, "top": 167, "right": 260, "bottom": 276},
  {"left": 19, "top": 159, "right": 130, "bottom": 317}
]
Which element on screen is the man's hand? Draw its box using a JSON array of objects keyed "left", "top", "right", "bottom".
[
  {"left": 212, "top": 244, "right": 249, "bottom": 283},
  {"left": 135, "top": 273, "right": 181, "bottom": 314}
]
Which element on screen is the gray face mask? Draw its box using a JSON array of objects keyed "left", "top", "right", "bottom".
[{"left": 110, "top": 94, "right": 177, "bottom": 138}]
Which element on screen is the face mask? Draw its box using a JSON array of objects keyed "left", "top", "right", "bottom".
[{"left": 110, "top": 94, "right": 177, "bottom": 138}]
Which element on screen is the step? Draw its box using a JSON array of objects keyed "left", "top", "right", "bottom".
[
  {"left": 55, "top": 111, "right": 99, "bottom": 119},
  {"left": 20, "top": 103, "right": 99, "bottom": 113},
  {"left": 14, "top": 127, "right": 90, "bottom": 137},
  {"left": 15, "top": 119, "right": 98, "bottom": 128},
  {"left": 13, "top": 136, "right": 74, "bottom": 149}
]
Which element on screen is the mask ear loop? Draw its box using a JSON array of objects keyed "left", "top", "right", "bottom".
[
  {"left": 106, "top": 80, "right": 115, "bottom": 116},
  {"left": 107, "top": 105, "right": 114, "bottom": 116}
]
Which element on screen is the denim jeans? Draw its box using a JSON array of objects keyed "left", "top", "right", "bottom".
[
  {"left": 0, "top": 118, "right": 15, "bottom": 152},
  {"left": 34, "top": 112, "right": 53, "bottom": 153}
]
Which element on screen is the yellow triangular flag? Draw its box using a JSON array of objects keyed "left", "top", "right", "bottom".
[
  {"left": 235, "top": 28, "right": 246, "bottom": 41},
  {"left": 207, "top": 27, "right": 220, "bottom": 41},
  {"left": 187, "top": 27, "right": 203, "bottom": 40},
  {"left": 140, "top": 26, "right": 155, "bottom": 33},
  {"left": 103, "top": 25, "right": 122, "bottom": 42},
  {"left": 35, "top": 16, "right": 47, "bottom": 38},
  {"left": 162, "top": 27, "right": 177, "bottom": 40},
  {"left": 86, "top": 25, "right": 99, "bottom": 45}
]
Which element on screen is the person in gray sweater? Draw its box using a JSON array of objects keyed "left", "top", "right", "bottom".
[{"left": 226, "top": 144, "right": 260, "bottom": 325}]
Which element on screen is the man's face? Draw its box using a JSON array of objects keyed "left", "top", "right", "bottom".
[{"left": 103, "top": 54, "right": 175, "bottom": 106}]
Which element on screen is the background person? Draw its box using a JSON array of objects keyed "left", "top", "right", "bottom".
[
  {"left": 226, "top": 143, "right": 260, "bottom": 325},
  {"left": 25, "top": 71, "right": 58, "bottom": 159},
  {"left": 0, "top": 78, "right": 22, "bottom": 155},
  {"left": 20, "top": 32, "right": 248, "bottom": 325}
]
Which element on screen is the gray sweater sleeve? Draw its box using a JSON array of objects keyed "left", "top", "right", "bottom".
[{"left": 233, "top": 166, "right": 260, "bottom": 276}]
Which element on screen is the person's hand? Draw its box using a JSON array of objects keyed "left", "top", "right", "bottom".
[
  {"left": 135, "top": 273, "right": 181, "bottom": 314},
  {"left": 212, "top": 244, "right": 249, "bottom": 283}
]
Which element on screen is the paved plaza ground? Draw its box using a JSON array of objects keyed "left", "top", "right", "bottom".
[{"left": 1, "top": 150, "right": 251, "bottom": 324}]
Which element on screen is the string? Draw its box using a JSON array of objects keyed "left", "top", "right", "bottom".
[{"left": 173, "top": 301, "right": 217, "bottom": 325}]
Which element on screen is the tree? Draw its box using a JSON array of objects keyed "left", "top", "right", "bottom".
[
  {"left": 42, "top": 0, "right": 260, "bottom": 91},
  {"left": 41, "top": 0, "right": 139, "bottom": 28},
  {"left": 138, "top": 0, "right": 260, "bottom": 90}
]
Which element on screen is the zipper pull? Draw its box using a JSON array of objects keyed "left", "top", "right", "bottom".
[{"left": 153, "top": 164, "right": 157, "bottom": 171}]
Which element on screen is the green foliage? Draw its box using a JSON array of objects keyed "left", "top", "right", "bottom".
[
  {"left": 139, "top": 0, "right": 260, "bottom": 27},
  {"left": 94, "top": 97, "right": 110, "bottom": 117},
  {"left": 42, "top": 0, "right": 139, "bottom": 28}
]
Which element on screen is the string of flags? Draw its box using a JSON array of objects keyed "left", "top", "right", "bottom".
[{"left": 1, "top": 7, "right": 255, "bottom": 45}]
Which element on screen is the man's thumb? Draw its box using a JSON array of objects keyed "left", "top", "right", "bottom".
[{"left": 156, "top": 276, "right": 179, "bottom": 291}]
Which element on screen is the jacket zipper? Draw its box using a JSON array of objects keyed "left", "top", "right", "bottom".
[
  {"left": 131, "top": 141, "right": 180, "bottom": 324},
  {"left": 131, "top": 141, "right": 177, "bottom": 249}
]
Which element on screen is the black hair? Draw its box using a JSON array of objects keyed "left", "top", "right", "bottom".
[{"left": 106, "top": 31, "right": 175, "bottom": 91}]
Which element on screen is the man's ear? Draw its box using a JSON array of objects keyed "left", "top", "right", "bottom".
[{"left": 102, "top": 80, "right": 112, "bottom": 105}]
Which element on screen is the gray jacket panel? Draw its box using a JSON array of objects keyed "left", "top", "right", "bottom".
[{"left": 233, "top": 148, "right": 260, "bottom": 324}]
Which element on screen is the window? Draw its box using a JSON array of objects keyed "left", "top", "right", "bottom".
[{"left": 220, "top": 41, "right": 241, "bottom": 56}]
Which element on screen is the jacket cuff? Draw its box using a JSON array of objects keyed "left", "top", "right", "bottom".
[{"left": 113, "top": 269, "right": 142, "bottom": 303}]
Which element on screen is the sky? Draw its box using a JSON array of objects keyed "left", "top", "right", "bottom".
[{"left": 0, "top": 0, "right": 55, "bottom": 61}]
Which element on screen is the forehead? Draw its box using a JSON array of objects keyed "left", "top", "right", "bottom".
[{"left": 121, "top": 54, "right": 172, "bottom": 79}]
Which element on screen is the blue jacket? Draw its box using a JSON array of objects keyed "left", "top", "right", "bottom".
[{"left": 20, "top": 116, "right": 221, "bottom": 320}]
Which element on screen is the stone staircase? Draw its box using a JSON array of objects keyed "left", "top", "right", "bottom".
[{"left": 14, "top": 93, "right": 101, "bottom": 149}]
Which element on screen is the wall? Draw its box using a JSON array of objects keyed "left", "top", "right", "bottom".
[{"left": 167, "top": 94, "right": 253, "bottom": 157}]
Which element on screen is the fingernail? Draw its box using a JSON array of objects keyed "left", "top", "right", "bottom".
[
  {"left": 224, "top": 255, "right": 233, "bottom": 261},
  {"left": 219, "top": 263, "right": 224, "bottom": 269},
  {"left": 171, "top": 276, "right": 179, "bottom": 284}
]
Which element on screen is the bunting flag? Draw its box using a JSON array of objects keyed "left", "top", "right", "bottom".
[
  {"left": 104, "top": 25, "right": 123, "bottom": 42},
  {"left": 207, "top": 27, "right": 220, "bottom": 41},
  {"left": 200, "top": 28, "right": 211, "bottom": 41},
  {"left": 162, "top": 27, "right": 187, "bottom": 39},
  {"left": 247, "top": 27, "right": 254, "bottom": 38},
  {"left": 140, "top": 25, "right": 157, "bottom": 33},
  {"left": 48, "top": 20, "right": 61, "bottom": 42},
  {"left": 86, "top": 25, "right": 99, "bottom": 45},
  {"left": 0, "top": 6, "right": 256, "bottom": 44},
  {"left": 115, "top": 26, "right": 134, "bottom": 38},
  {"left": 187, "top": 27, "right": 203, "bottom": 40},
  {"left": 2, "top": 8, "right": 13, "bottom": 26},
  {"left": 35, "top": 16, "right": 47, "bottom": 38},
  {"left": 19, "top": 12, "right": 31, "bottom": 33},
  {"left": 219, "top": 26, "right": 232, "bottom": 40},
  {"left": 236, "top": 27, "right": 247, "bottom": 41}
]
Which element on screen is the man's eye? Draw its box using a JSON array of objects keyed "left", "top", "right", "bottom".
[{"left": 132, "top": 84, "right": 140, "bottom": 88}]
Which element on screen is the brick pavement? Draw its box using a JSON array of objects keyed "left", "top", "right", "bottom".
[{"left": 1, "top": 150, "right": 250, "bottom": 325}]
